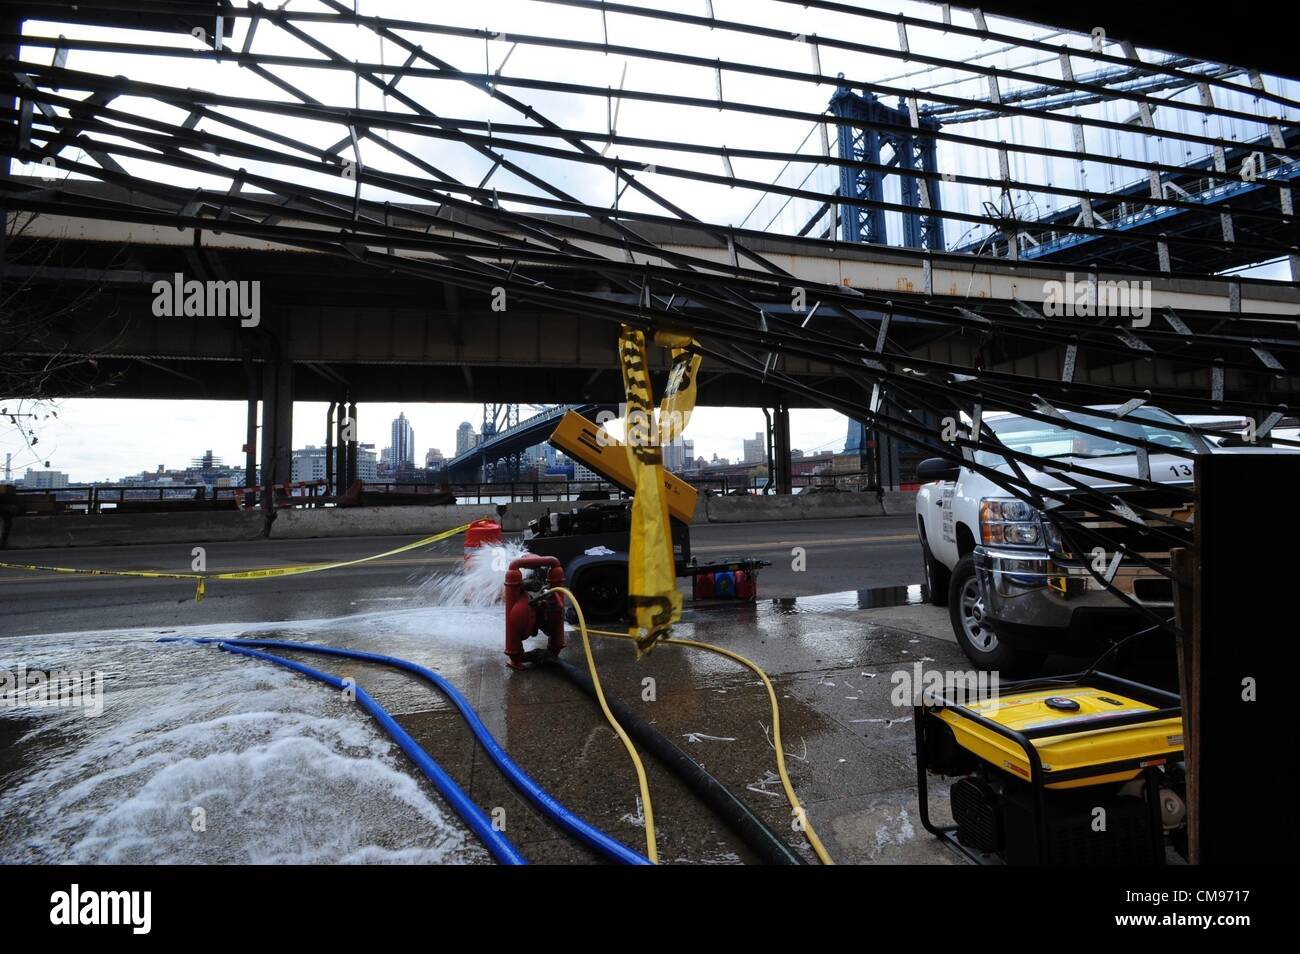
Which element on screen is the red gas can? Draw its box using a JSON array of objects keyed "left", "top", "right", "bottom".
[{"left": 464, "top": 518, "right": 502, "bottom": 567}]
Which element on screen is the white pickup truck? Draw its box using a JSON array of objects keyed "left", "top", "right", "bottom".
[{"left": 915, "top": 404, "right": 1209, "bottom": 674}]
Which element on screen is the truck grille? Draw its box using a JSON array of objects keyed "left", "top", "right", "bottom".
[
  {"left": 1050, "top": 486, "right": 1193, "bottom": 551},
  {"left": 1047, "top": 486, "right": 1193, "bottom": 606}
]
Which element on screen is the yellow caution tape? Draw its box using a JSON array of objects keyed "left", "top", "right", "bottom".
[
  {"left": 655, "top": 333, "right": 701, "bottom": 446},
  {"left": 618, "top": 325, "right": 682, "bottom": 657},
  {"left": 0, "top": 561, "right": 211, "bottom": 600},
  {"left": 211, "top": 524, "right": 470, "bottom": 581},
  {"left": 0, "top": 523, "right": 471, "bottom": 603}
]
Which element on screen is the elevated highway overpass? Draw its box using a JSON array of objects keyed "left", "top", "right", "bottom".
[
  {"left": 8, "top": 180, "right": 1299, "bottom": 401},
  {"left": 5, "top": 180, "right": 1299, "bottom": 494}
]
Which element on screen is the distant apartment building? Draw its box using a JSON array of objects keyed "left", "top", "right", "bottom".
[
  {"left": 122, "top": 464, "right": 180, "bottom": 486},
  {"left": 455, "top": 421, "right": 479, "bottom": 456},
  {"left": 523, "top": 442, "right": 551, "bottom": 470},
  {"left": 291, "top": 446, "right": 329, "bottom": 483},
  {"left": 742, "top": 432, "right": 766, "bottom": 464},
  {"left": 662, "top": 436, "right": 695, "bottom": 473},
  {"left": 357, "top": 444, "right": 378, "bottom": 481},
  {"left": 425, "top": 447, "right": 445, "bottom": 468},
  {"left": 22, "top": 468, "right": 69, "bottom": 489},
  {"left": 791, "top": 452, "right": 834, "bottom": 476},
  {"left": 662, "top": 441, "right": 678, "bottom": 471},
  {"left": 189, "top": 450, "right": 243, "bottom": 488},
  {"left": 292, "top": 444, "right": 378, "bottom": 483},
  {"left": 387, "top": 413, "right": 415, "bottom": 468}
]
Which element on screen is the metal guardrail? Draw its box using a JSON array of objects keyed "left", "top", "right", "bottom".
[
  {"left": 11, "top": 484, "right": 215, "bottom": 514},
  {"left": 441, "top": 470, "right": 891, "bottom": 500},
  {"left": 677, "top": 469, "right": 884, "bottom": 494},
  {"left": 231, "top": 481, "right": 331, "bottom": 510},
  {"left": 10, "top": 481, "right": 331, "bottom": 514},
  {"left": 8, "top": 470, "right": 901, "bottom": 516},
  {"left": 442, "top": 479, "right": 622, "bottom": 504}
]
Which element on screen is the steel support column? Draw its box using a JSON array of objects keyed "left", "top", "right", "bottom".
[
  {"left": 259, "top": 347, "right": 293, "bottom": 520},
  {"left": 243, "top": 356, "right": 259, "bottom": 492},
  {"left": 345, "top": 401, "right": 358, "bottom": 487},
  {"left": 773, "top": 402, "right": 793, "bottom": 495},
  {"left": 333, "top": 400, "right": 347, "bottom": 494},
  {"left": 761, "top": 406, "right": 773, "bottom": 494},
  {"left": 871, "top": 400, "right": 903, "bottom": 492},
  {"left": 325, "top": 400, "right": 335, "bottom": 493}
]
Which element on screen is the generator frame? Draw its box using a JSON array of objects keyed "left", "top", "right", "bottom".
[{"left": 914, "top": 670, "right": 1183, "bottom": 865}]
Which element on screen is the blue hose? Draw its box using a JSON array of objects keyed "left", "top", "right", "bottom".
[{"left": 160, "top": 636, "right": 650, "bottom": 865}]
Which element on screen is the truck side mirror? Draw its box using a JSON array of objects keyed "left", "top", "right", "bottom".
[{"left": 916, "top": 458, "right": 960, "bottom": 483}]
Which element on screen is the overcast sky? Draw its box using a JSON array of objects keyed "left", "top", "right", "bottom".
[{"left": 5, "top": 1, "right": 1295, "bottom": 482}]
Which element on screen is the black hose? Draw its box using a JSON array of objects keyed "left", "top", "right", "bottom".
[{"left": 541, "top": 655, "right": 805, "bottom": 865}]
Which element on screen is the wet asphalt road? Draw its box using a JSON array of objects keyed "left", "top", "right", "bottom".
[{"left": 0, "top": 516, "right": 922, "bottom": 639}]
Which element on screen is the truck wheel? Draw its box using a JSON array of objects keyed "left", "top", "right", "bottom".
[
  {"left": 920, "top": 533, "right": 951, "bottom": 607},
  {"left": 947, "top": 554, "right": 1043, "bottom": 675},
  {"left": 571, "top": 564, "right": 628, "bottom": 623}
]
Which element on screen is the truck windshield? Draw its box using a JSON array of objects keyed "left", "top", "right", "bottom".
[{"left": 975, "top": 407, "right": 1200, "bottom": 465}]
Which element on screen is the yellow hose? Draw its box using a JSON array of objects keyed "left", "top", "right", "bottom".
[
  {"left": 551, "top": 587, "right": 658, "bottom": 864},
  {"left": 589, "top": 626, "right": 834, "bottom": 865}
]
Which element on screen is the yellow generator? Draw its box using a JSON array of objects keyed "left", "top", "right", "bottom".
[{"left": 916, "top": 672, "right": 1186, "bottom": 865}]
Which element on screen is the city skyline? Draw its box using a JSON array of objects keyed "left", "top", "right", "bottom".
[{"left": 3, "top": 399, "right": 852, "bottom": 485}]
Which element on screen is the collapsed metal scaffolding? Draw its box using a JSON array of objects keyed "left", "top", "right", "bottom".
[{"left": 2, "top": 0, "right": 1299, "bottom": 642}]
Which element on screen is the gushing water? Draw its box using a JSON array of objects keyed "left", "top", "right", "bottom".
[{"left": 418, "top": 540, "right": 531, "bottom": 606}]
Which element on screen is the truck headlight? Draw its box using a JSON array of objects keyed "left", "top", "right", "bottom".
[{"left": 979, "top": 497, "right": 1042, "bottom": 546}]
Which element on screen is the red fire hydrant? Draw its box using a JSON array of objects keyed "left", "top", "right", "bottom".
[{"left": 503, "top": 555, "right": 566, "bottom": 670}]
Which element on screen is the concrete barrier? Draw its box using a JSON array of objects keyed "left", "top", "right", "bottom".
[
  {"left": 881, "top": 491, "right": 917, "bottom": 517},
  {"left": 702, "top": 491, "right": 914, "bottom": 523},
  {"left": 4, "top": 509, "right": 266, "bottom": 550},
  {"left": 274, "top": 502, "right": 524, "bottom": 537},
  {"left": 705, "top": 493, "right": 801, "bottom": 523},
  {"left": 3, "top": 492, "right": 918, "bottom": 549}
]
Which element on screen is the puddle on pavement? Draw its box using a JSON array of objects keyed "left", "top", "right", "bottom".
[{"left": 763, "top": 583, "right": 929, "bottom": 615}]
